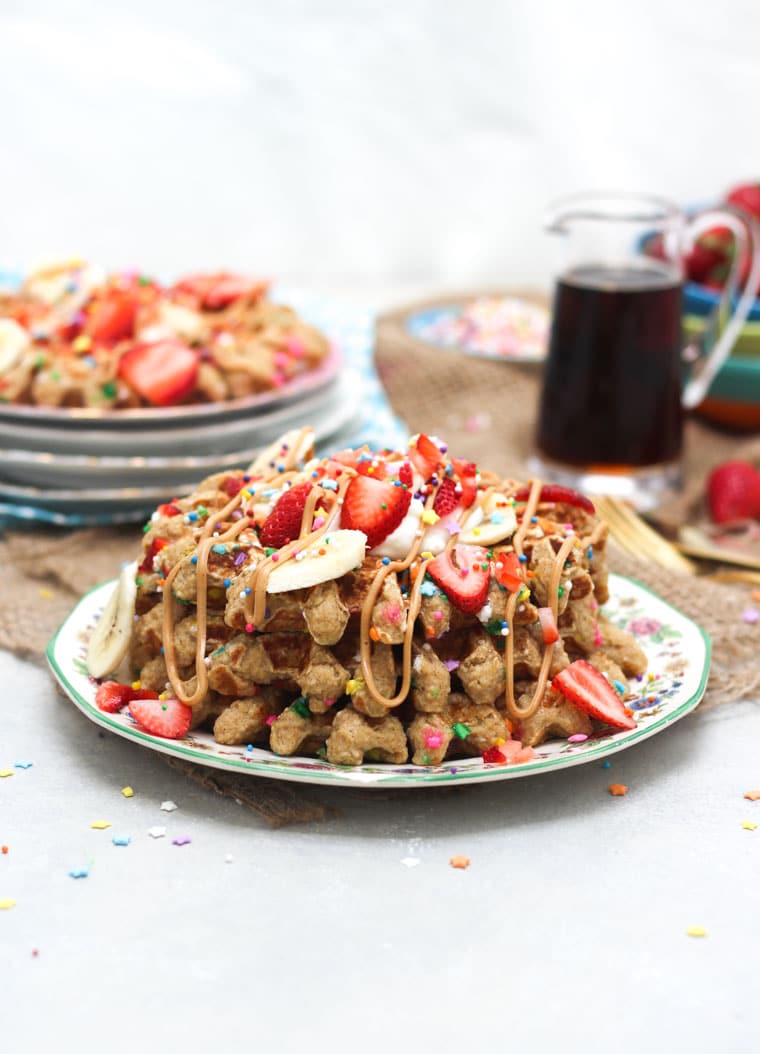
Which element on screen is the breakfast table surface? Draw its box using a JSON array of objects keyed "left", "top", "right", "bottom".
[{"left": 2, "top": 646, "right": 759, "bottom": 1054}]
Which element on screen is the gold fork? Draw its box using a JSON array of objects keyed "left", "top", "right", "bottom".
[{"left": 595, "top": 495, "right": 760, "bottom": 586}]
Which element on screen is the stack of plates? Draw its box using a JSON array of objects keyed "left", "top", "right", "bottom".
[{"left": 0, "top": 283, "right": 409, "bottom": 526}]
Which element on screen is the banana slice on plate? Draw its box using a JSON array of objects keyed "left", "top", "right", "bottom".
[
  {"left": 458, "top": 494, "right": 517, "bottom": 546},
  {"left": 0, "top": 319, "right": 31, "bottom": 374},
  {"left": 86, "top": 561, "right": 138, "bottom": 678},
  {"left": 267, "top": 529, "right": 367, "bottom": 593},
  {"left": 247, "top": 428, "right": 316, "bottom": 479}
]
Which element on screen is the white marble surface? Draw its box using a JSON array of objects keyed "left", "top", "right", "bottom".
[
  {"left": 2, "top": 647, "right": 759, "bottom": 1053},
  {"left": 1, "top": 0, "right": 759, "bottom": 297}
]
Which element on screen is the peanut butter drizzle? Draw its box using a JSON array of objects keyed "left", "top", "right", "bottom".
[{"left": 358, "top": 485, "right": 443, "bottom": 708}]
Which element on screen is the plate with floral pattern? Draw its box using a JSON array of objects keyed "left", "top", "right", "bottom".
[{"left": 47, "top": 573, "right": 711, "bottom": 788}]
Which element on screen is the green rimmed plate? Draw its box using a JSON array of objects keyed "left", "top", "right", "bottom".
[{"left": 46, "top": 574, "right": 711, "bottom": 788}]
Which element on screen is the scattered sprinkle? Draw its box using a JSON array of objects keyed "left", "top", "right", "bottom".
[
  {"left": 225, "top": 854, "right": 234, "bottom": 864},
  {"left": 608, "top": 784, "right": 628, "bottom": 796},
  {"left": 401, "top": 857, "right": 420, "bottom": 868},
  {"left": 602, "top": 760, "right": 611, "bottom": 769},
  {"left": 69, "top": 867, "right": 89, "bottom": 879},
  {"left": 743, "top": 790, "right": 760, "bottom": 801},
  {"left": 148, "top": 826, "right": 166, "bottom": 839},
  {"left": 121, "top": 786, "right": 134, "bottom": 798},
  {"left": 567, "top": 733, "right": 588, "bottom": 743},
  {"left": 112, "top": 835, "right": 131, "bottom": 847},
  {"left": 0, "top": 898, "right": 16, "bottom": 910},
  {"left": 90, "top": 820, "right": 111, "bottom": 830},
  {"left": 0, "top": 771, "right": 14, "bottom": 778},
  {"left": 451, "top": 722, "right": 470, "bottom": 740},
  {"left": 449, "top": 855, "right": 471, "bottom": 870},
  {"left": 742, "top": 608, "right": 759, "bottom": 624},
  {"left": 160, "top": 801, "right": 178, "bottom": 812},
  {"left": 38, "top": 588, "right": 53, "bottom": 600},
  {"left": 14, "top": 761, "right": 33, "bottom": 769},
  {"left": 686, "top": 926, "right": 707, "bottom": 938},
  {"left": 741, "top": 820, "right": 757, "bottom": 831},
  {"left": 172, "top": 836, "right": 192, "bottom": 846}
]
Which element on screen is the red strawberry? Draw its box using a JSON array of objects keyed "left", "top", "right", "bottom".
[
  {"left": 537, "top": 607, "right": 559, "bottom": 644},
  {"left": 726, "top": 182, "right": 760, "bottom": 221},
  {"left": 172, "top": 273, "right": 269, "bottom": 311},
  {"left": 139, "top": 536, "right": 170, "bottom": 573},
  {"left": 259, "top": 482, "right": 313, "bottom": 548},
  {"left": 409, "top": 434, "right": 444, "bottom": 480},
  {"left": 341, "top": 467, "right": 412, "bottom": 549},
  {"left": 426, "top": 544, "right": 490, "bottom": 614},
  {"left": 494, "top": 551, "right": 523, "bottom": 592},
  {"left": 96, "top": 682, "right": 158, "bottom": 713},
  {"left": 118, "top": 339, "right": 199, "bottom": 407},
  {"left": 222, "top": 476, "right": 246, "bottom": 499},
  {"left": 513, "top": 483, "right": 595, "bottom": 514},
  {"left": 433, "top": 477, "right": 459, "bottom": 517},
  {"left": 451, "top": 458, "right": 478, "bottom": 509},
  {"left": 707, "top": 460, "right": 760, "bottom": 523},
  {"left": 87, "top": 290, "right": 139, "bottom": 344},
  {"left": 128, "top": 696, "right": 193, "bottom": 739},
  {"left": 552, "top": 660, "right": 636, "bottom": 731},
  {"left": 157, "top": 503, "right": 182, "bottom": 517},
  {"left": 330, "top": 448, "right": 388, "bottom": 479}
]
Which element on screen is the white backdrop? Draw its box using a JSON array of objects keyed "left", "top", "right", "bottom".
[{"left": 2, "top": 0, "right": 759, "bottom": 301}]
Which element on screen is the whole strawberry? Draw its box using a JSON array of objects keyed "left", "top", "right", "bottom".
[{"left": 707, "top": 460, "right": 760, "bottom": 523}]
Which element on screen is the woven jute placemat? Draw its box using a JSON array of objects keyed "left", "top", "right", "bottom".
[{"left": 2, "top": 289, "right": 759, "bottom": 825}]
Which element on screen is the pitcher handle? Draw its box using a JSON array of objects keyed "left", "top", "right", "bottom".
[{"left": 681, "top": 209, "right": 760, "bottom": 410}]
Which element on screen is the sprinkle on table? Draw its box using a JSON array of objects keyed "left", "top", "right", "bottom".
[
  {"left": 742, "top": 608, "right": 759, "bottom": 624},
  {"left": 0, "top": 771, "right": 14, "bottom": 778},
  {"left": 14, "top": 761, "right": 33, "bottom": 769},
  {"left": 608, "top": 784, "right": 628, "bottom": 796},
  {"left": 172, "top": 836, "right": 191, "bottom": 846},
  {"left": 602, "top": 760, "right": 611, "bottom": 769},
  {"left": 148, "top": 826, "right": 166, "bottom": 839},
  {"left": 90, "top": 820, "right": 111, "bottom": 830},
  {"left": 112, "top": 835, "right": 131, "bottom": 847},
  {"left": 450, "top": 855, "right": 471, "bottom": 870},
  {"left": 744, "top": 790, "right": 760, "bottom": 801},
  {"left": 121, "top": 786, "right": 134, "bottom": 798},
  {"left": 741, "top": 820, "right": 757, "bottom": 831},
  {"left": 687, "top": 926, "right": 707, "bottom": 938},
  {"left": 69, "top": 867, "right": 89, "bottom": 879},
  {"left": 160, "top": 800, "right": 178, "bottom": 812},
  {"left": 0, "top": 898, "right": 16, "bottom": 910}
]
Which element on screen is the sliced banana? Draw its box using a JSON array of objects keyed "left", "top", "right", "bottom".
[
  {"left": 247, "top": 427, "right": 316, "bottom": 478},
  {"left": 86, "top": 561, "right": 138, "bottom": 678},
  {"left": 266, "top": 530, "right": 367, "bottom": 593},
  {"left": 23, "top": 260, "right": 106, "bottom": 307},
  {"left": 458, "top": 493, "right": 517, "bottom": 545},
  {"left": 138, "top": 301, "right": 207, "bottom": 343},
  {"left": 0, "top": 319, "right": 30, "bottom": 374}
]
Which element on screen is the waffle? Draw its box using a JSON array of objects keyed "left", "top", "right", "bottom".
[{"left": 92, "top": 428, "right": 647, "bottom": 767}]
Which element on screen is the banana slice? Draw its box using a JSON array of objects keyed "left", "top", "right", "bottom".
[
  {"left": 267, "top": 530, "right": 367, "bottom": 593},
  {"left": 86, "top": 561, "right": 138, "bottom": 678},
  {"left": 458, "top": 494, "right": 517, "bottom": 545},
  {"left": 247, "top": 427, "right": 316, "bottom": 478},
  {"left": 0, "top": 319, "right": 30, "bottom": 374},
  {"left": 23, "top": 260, "right": 105, "bottom": 306}
]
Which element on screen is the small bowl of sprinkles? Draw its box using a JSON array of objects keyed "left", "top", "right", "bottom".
[{"left": 405, "top": 294, "right": 549, "bottom": 363}]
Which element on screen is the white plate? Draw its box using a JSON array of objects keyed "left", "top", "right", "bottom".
[
  {"left": 47, "top": 574, "right": 711, "bottom": 788},
  {"left": 0, "top": 371, "right": 363, "bottom": 489}
]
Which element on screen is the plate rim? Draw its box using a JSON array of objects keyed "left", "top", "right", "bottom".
[{"left": 46, "top": 573, "right": 712, "bottom": 788}]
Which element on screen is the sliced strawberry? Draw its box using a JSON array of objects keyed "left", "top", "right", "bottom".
[
  {"left": 409, "top": 434, "right": 444, "bottom": 480},
  {"left": 157, "top": 503, "right": 182, "bottom": 517},
  {"left": 706, "top": 460, "right": 760, "bottom": 523},
  {"left": 513, "top": 483, "right": 595, "bottom": 514},
  {"left": 494, "top": 551, "right": 523, "bottom": 591},
  {"left": 118, "top": 339, "right": 199, "bottom": 407},
  {"left": 341, "top": 469, "right": 412, "bottom": 550},
  {"left": 537, "top": 607, "right": 559, "bottom": 644},
  {"left": 451, "top": 458, "right": 478, "bottom": 509},
  {"left": 172, "top": 273, "right": 269, "bottom": 311},
  {"left": 726, "top": 182, "right": 760, "bottom": 221},
  {"left": 433, "top": 477, "right": 459, "bottom": 517},
  {"left": 259, "top": 482, "right": 313, "bottom": 548},
  {"left": 96, "top": 681, "right": 158, "bottom": 713},
  {"left": 331, "top": 448, "right": 388, "bottom": 479},
  {"left": 139, "top": 536, "right": 170, "bottom": 573},
  {"left": 222, "top": 476, "right": 246, "bottom": 499},
  {"left": 128, "top": 696, "right": 193, "bottom": 739},
  {"left": 552, "top": 660, "right": 636, "bottom": 730},
  {"left": 87, "top": 290, "right": 139, "bottom": 344},
  {"left": 426, "top": 544, "right": 490, "bottom": 614}
]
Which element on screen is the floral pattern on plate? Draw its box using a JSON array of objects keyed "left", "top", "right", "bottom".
[{"left": 48, "top": 574, "right": 711, "bottom": 788}]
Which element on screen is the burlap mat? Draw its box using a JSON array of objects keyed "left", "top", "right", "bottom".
[{"left": 1, "top": 289, "right": 758, "bottom": 825}]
